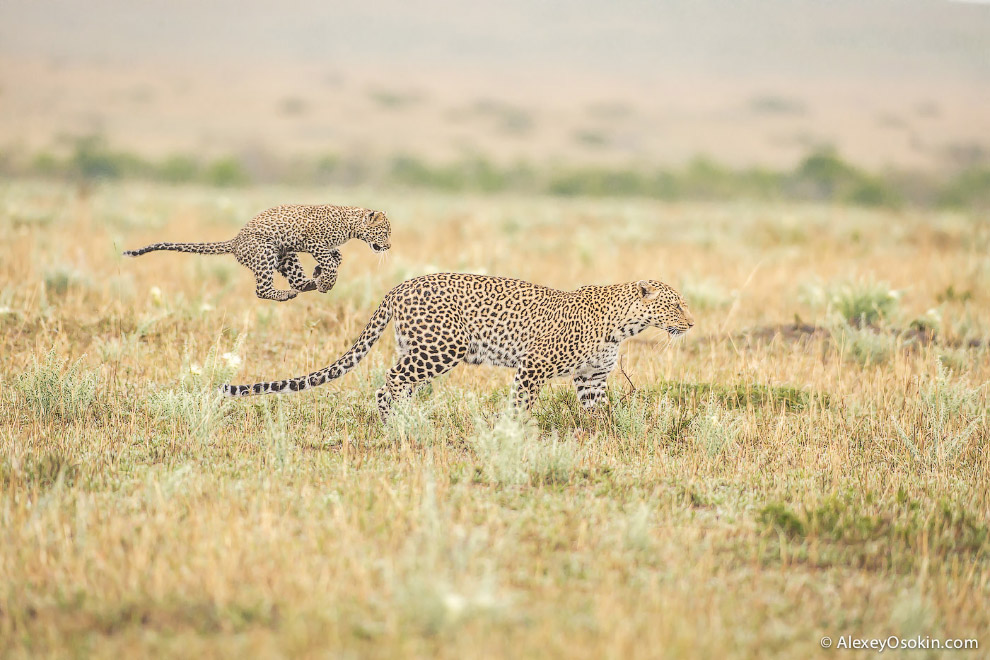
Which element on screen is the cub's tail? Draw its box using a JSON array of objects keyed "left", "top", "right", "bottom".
[
  {"left": 221, "top": 290, "right": 396, "bottom": 397},
  {"left": 123, "top": 240, "right": 234, "bottom": 257}
]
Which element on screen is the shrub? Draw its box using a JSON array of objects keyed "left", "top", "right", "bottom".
[
  {"left": 832, "top": 326, "right": 897, "bottom": 366},
  {"left": 158, "top": 155, "right": 200, "bottom": 183},
  {"left": 689, "top": 402, "right": 740, "bottom": 457},
  {"left": 793, "top": 148, "right": 901, "bottom": 207},
  {"left": 845, "top": 176, "right": 902, "bottom": 208},
  {"left": 547, "top": 167, "right": 647, "bottom": 197},
  {"left": 829, "top": 279, "right": 900, "bottom": 326},
  {"left": 893, "top": 364, "right": 985, "bottom": 466},
  {"left": 43, "top": 265, "right": 89, "bottom": 296},
  {"left": 938, "top": 167, "right": 990, "bottom": 209},
  {"left": 142, "top": 343, "right": 242, "bottom": 443},
  {"left": 469, "top": 408, "right": 581, "bottom": 486},
  {"left": 15, "top": 349, "right": 99, "bottom": 422},
  {"left": 384, "top": 399, "right": 440, "bottom": 446},
  {"left": 203, "top": 158, "right": 249, "bottom": 187},
  {"left": 390, "top": 156, "right": 464, "bottom": 192},
  {"left": 794, "top": 148, "right": 860, "bottom": 199},
  {"left": 69, "top": 135, "right": 151, "bottom": 181}
]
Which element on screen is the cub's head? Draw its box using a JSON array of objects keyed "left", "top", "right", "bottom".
[
  {"left": 632, "top": 280, "right": 694, "bottom": 336},
  {"left": 357, "top": 210, "right": 391, "bottom": 253}
]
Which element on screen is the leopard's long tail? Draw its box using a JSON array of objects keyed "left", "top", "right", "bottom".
[
  {"left": 123, "top": 240, "right": 233, "bottom": 257},
  {"left": 220, "top": 290, "right": 396, "bottom": 398}
]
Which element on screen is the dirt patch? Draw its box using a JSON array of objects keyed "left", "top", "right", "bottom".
[{"left": 705, "top": 323, "right": 984, "bottom": 350}]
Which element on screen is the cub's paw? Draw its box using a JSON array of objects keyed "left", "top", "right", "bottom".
[
  {"left": 297, "top": 279, "right": 318, "bottom": 292},
  {"left": 316, "top": 274, "right": 338, "bottom": 293}
]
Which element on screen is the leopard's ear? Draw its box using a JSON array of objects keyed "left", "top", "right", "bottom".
[
  {"left": 367, "top": 210, "right": 386, "bottom": 226},
  {"left": 637, "top": 280, "right": 661, "bottom": 301}
]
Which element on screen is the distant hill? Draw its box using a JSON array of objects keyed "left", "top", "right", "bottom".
[{"left": 1, "top": 0, "right": 988, "bottom": 171}]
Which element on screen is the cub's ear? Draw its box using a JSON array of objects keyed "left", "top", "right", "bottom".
[
  {"left": 367, "top": 210, "right": 387, "bottom": 226},
  {"left": 637, "top": 280, "right": 661, "bottom": 301}
]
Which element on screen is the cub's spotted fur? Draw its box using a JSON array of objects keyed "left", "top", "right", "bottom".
[
  {"left": 221, "top": 273, "right": 694, "bottom": 421},
  {"left": 123, "top": 204, "right": 391, "bottom": 301}
]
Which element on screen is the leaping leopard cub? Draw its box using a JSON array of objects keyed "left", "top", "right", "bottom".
[
  {"left": 221, "top": 273, "right": 694, "bottom": 421},
  {"left": 123, "top": 204, "right": 391, "bottom": 301}
]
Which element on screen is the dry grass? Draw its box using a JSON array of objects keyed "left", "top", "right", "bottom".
[{"left": 1, "top": 180, "right": 989, "bottom": 658}]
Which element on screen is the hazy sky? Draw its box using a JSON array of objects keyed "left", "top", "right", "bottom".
[{"left": 2, "top": 0, "right": 989, "bottom": 84}]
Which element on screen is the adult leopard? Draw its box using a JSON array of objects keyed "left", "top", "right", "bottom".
[
  {"left": 124, "top": 204, "right": 390, "bottom": 301},
  {"left": 221, "top": 273, "right": 694, "bottom": 420}
]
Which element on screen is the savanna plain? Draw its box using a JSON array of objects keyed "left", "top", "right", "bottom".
[{"left": 1, "top": 180, "right": 988, "bottom": 658}]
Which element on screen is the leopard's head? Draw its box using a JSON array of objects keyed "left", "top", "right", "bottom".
[
  {"left": 632, "top": 280, "right": 695, "bottom": 336},
  {"left": 357, "top": 210, "right": 391, "bottom": 253}
]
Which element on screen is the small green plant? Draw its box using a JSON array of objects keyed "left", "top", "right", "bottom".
[
  {"left": 832, "top": 325, "right": 897, "bottom": 366},
  {"left": 829, "top": 279, "right": 900, "bottom": 326},
  {"left": 623, "top": 503, "right": 654, "bottom": 553},
  {"left": 261, "top": 401, "right": 293, "bottom": 470},
  {"left": 654, "top": 381, "right": 817, "bottom": 412},
  {"left": 689, "top": 402, "right": 739, "bottom": 457},
  {"left": 15, "top": 349, "right": 99, "bottom": 422},
  {"left": 393, "top": 472, "right": 508, "bottom": 636},
  {"left": 0, "top": 452, "right": 78, "bottom": 491},
  {"left": 142, "top": 341, "right": 242, "bottom": 444},
  {"left": 144, "top": 387, "right": 227, "bottom": 445},
  {"left": 893, "top": 363, "right": 985, "bottom": 466},
  {"left": 43, "top": 265, "right": 89, "bottom": 296},
  {"left": 759, "top": 503, "right": 806, "bottom": 538},
  {"left": 469, "top": 407, "right": 581, "bottom": 486},
  {"left": 608, "top": 393, "right": 654, "bottom": 440},
  {"left": 384, "top": 398, "right": 440, "bottom": 446}
]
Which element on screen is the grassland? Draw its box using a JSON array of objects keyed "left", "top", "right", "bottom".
[{"left": 1, "top": 180, "right": 988, "bottom": 658}]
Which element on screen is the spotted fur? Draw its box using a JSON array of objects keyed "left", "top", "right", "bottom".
[
  {"left": 221, "top": 273, "right": 694, "bottom": 421},
  {"left": 123, "top": 204, "right": 391, "bottom": 301}
]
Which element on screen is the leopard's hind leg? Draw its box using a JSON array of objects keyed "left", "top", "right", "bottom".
[
  {"left": 310, "top": 246, "right": 343, "bottom": 293},
  {"left": 376, "top": 306, "right": 468, "bottom": 423},
  {"left": 277, "top": 252, "right": 316, "bottom": 292},
  {"left": 235, "top": 241, "right": 298, "bottom": 302}
]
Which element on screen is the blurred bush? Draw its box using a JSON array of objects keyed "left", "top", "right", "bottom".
[{"left": 8, "top": 135, "right": 989, "bottom": 211}]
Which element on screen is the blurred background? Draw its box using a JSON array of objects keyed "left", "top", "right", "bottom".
[{"left": 2, "top": 0, "right": 989, "bottom": 207}]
